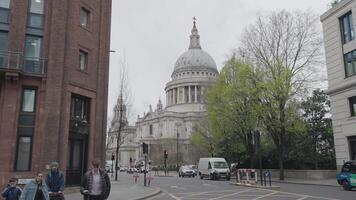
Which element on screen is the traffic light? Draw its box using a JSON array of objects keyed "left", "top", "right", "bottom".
[
  {"left": 142, "top": 142, "right": 148, "bottom": 154},
  {"left": 164, "top": 150, "right": 168, "bottom": 159}
]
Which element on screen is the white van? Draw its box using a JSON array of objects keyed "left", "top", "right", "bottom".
[{"left": 198, "top": 158, "right": 230, "bottom": 180}]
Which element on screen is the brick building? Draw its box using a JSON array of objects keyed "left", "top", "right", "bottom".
[{"left": 0, "top": 0, "right": 112, "bottom": 186}]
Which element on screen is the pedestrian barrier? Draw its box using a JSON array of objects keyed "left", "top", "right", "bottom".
[{"left": 236, "top": 169, "right": 258, "bottom": 185}]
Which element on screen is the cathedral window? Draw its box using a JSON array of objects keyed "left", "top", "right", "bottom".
[
  {"left": 184, "top": 86, "right": 189, "bottom": 102},
  {"left": 190, "top": 86, "right": 195, "bottom": 102},
  {"left": 149, "top": 125, "right": 153, "bottom": 135}
]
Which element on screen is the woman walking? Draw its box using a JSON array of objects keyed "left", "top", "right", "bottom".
[{"left": 20, "top": 173, "right": 49, "bottom": 200}]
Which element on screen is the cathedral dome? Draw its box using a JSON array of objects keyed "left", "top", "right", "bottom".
[
  {"left": 172, "top": 19, "right": 217, "bottom": 75},
  {"left": 174, "top": 49, "right": 217, "bottom": 72}
]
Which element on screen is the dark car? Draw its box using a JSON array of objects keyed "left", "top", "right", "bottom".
[
  {"left": 179, "top": 165, "right": 195, "bottom": 178},
  {"left": 337, "top": 161, "right": 356, "bottom": 191}
]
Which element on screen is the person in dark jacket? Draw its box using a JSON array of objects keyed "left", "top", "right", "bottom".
[
  {"left": 46, "top": 162, "right": 65, "bottom": 200},
  {"left": 80, "top": 159, "right": 111, "bottom": 200},
  {"left": 1, "top": 178, "right": 22, "bottom": 200}
]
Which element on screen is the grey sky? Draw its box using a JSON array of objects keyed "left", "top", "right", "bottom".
[{"left": 108, "top": 0, "right": 330, "bottom": 123}]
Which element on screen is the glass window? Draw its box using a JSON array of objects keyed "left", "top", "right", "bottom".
[
  {"left": 0, "top": 0, "right": 10, "bottom": 24},
  {"left": 27, "top": 0, "right": 45, "bottom": 28},
  {"left": 29, "top": 0, "right": 44, "bottom": 14},
  {"left": 25, "top": 36, "right": 42, "bottom": 58},
  {"left": 21, "top": 89, "right": 36, "bottom": 112},
  {"left": 0, "top": 32, "right": 8, "bottom": 51},
  {"left": 71, "top": 95, "right": 90, "bottom": 121},
  {"left": 340, "top": 12, "right": 355, "bottom": 44},
  {"left": 80, "top": 8, "right": 89, "bottom": 28},
  {"left": 349, "top": 96, "right": 356, "bottom": 117},
  {"left": 79, "top": 50, "right": 87, "bottom": 70},
  {"left": 344, "top": 50, "right": 356, "bottom": 77},
  {"left": 149, "top": 125, "right": 153, "bottom": 135},
  {"left": 15, "top": 137, "right": 32, "bottom": 171}
]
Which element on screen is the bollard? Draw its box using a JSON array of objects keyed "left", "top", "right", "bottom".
[
  {"left": 255, "top": 171, "right": 258, "bottom": 184},
  {"left": 246, "top": 170, "right": 249, "bottom": 184}
]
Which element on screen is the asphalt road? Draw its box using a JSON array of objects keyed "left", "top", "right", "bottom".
[{"left": 145, "top": 175, "right": 356, "bottom": 200}]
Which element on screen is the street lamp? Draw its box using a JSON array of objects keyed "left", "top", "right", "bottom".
[{"left": 177, "top": 130, "right": 179, "bottom": 173}]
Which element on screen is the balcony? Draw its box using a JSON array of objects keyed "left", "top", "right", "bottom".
[
  {"left": 69, "top": 117, "right": 90, "bottom": 135},
  {"left": 0, "top": 51, "right": 47, "bottom": 76}
]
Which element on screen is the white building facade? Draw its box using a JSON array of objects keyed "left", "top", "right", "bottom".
[
  {"left": 321, "top": 0, "right": 356, "bottom": 170},
  {"left": 107, "top": 21, "right": 218, "bottom": 167}
]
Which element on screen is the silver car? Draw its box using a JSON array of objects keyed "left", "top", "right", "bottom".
[{"left": 179, "top": 165, "right": 195, "bottom": 178}]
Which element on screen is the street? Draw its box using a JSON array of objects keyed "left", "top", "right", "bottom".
[{"left": 139, "top": 174, "right": 356, "bottom": 200}]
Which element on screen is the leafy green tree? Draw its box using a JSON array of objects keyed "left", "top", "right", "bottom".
[
  {"left": 240, "top": 10, "right": 323, "bottom": 180},
  {"left": 206, "top": 57, "right": 263, "bottom": 167},
  {"left": 301, "top": 89, "right": 335, "bottom": 169}
]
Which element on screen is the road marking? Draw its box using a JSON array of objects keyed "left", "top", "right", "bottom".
[
  {"left": 296, "top": 196, "right": 309, "bottom": 200},
  {"left": 257, "top": 188, "right": 340, "bottom": 200},
  {"left": 252, "top": 191, "right": 278, "bottom": 200},
  {"left": 170, "top": 185, "right": 186, "bottom": 190},
  {"left": 168, "top": 193, "right": 181, "bottom": 200},
  {"left": 179, "top": 189, "right": 238, "bottom": 198},
  {"left": 208, "top": 189, "right": 254, "bottom": 200}
]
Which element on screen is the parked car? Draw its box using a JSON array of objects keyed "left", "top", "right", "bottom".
[
  {"left": 337, "top": 161, "right": 356, "bottom": 191},
  {"left": 179, "top": 165, "right": 196, "bottom": 178},
  {"left": 198, "top": 157, "right": 230, "bottom": 180},
  {"left": 188, "top": 165, "right": 198, "bottom": 176}
]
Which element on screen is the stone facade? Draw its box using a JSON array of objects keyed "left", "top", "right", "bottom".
[
  {"left": 321, "top": 0, "right": 356, "bottom": 170},
  {"left": 107, "top": 20, "right": 217, "bottom": 168},
  {"left": 0, "top": 0, "right": 111, "bottom": 187}
]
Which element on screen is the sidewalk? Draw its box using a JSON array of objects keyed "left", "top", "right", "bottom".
[{"left": 65, "top": 173, "right": 161, "bottom": 200}]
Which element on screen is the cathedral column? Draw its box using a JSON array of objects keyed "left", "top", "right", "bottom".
[
  {"left": 173, "top": 88, "right": 176, "bottom": 104},
  {"left": 188, "top": 85, "right": 191, "bottom": 103},
  {"left": 195, "top": 85, "right": 197, "bottom": 103}
]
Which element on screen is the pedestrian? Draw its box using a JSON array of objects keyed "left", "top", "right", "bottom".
[
  {"left": 20, "top": 173, "right": 49, "bottom": 200},
  {"left": 1, "top": 178, "right": 22, "bottom": 200},
  {"left": 46, "top": 162, "right": 65, "bottom": 200},
  {"left": 80, "top": 159, "right": 111, "bottom": 200}
]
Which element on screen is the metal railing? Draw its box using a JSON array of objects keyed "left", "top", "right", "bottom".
[{"left": 0, "top": 51, "right": 47, "bottom": 75}]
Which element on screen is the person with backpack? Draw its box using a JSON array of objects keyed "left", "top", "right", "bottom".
[
  {"left": 46, "top": 162, "right": 65, "bottom": 200},
  {"left": 1, "top": 178, "right": 22, "bottom": 200}
]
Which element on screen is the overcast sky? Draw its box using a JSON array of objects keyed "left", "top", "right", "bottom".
[{"left": 108, "top": 0, "right": 331, "bottom": 124}]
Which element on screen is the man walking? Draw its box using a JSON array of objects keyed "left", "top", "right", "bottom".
[
  {"left": 80, "top": 159, "right": 111, "bottom": 200},
  {"left": 46, "top": 162, "right": 65, "bottom": 200}
]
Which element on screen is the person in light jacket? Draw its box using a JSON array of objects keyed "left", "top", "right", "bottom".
[{"left": 20, "top": 173, "right": 49, "bottom": 200}]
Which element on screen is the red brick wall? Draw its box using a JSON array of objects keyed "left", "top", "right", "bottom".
[{"left": 0, "top": 0, "right": 111, "bottom": 189}]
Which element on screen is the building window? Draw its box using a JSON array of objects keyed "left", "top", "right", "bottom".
[
  {"left": 15, "top": 137, "right": 32, "bottom": 171},
  {"left": 149, "top": 125, "right": 153, "bottom": 135},
  {"left": 344, "top": 50, "right": 356, "bottom": 77},
  {"left": 340, "top": 12, "right": 354, "bottom": 44},
  {"left": 184, "top": 86, "right": 189, "bottom": 102},
  {"left": 15, "top": 88, "right": 37, "bottom": 171},
  {"left": 349, "top": 96, "right": 356, "bottom": 116},
  {"left": 21, "top": 89, "right": 36, "bottom": 112},
  {"left": 79, "top": 50, "right": 87, "bottom": 71},
  {"left": 0, "top": 31, "right": 8, "bottom": 51},
  {"left": 80, "top": 8, "right": 89, "bottom": 28},
  {"left": 0, "top": 0, "right": 10, "bottom": 24},
  {"left": 27, "top": 0, "right": 45, "bottom": 28},
  {"left": 71, "top": 95, "right": 90, "bottom": 122},
  {"left": 24, "top": 35, "right": 42, "bottom": 73}
]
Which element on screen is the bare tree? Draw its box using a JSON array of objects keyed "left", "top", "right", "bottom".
[
  {"left": 108, "top": 58, "right": 133, "bottom": 181},
  {"left": 240, "top": 10, "right": 323, "bottom": 180}
]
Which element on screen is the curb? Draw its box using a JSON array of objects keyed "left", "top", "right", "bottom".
[
  {"left": 270, "top": 180, "right": 340, "bottom": 188},
  {"left": 230, "top": 182, "right": 280, "bottom": 189},
  {"left": 134, "top": 187, "right": 162, "bottom": 200}
]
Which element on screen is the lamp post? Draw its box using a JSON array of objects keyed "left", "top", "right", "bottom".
[{"left": 176, "top": 130, "right": 179, "bottom": 172}]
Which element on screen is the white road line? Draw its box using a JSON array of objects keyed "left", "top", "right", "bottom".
[
  {"left": 252, "top": 191, "right": 278, "bottom": 200},
  {"left": 168, "top": 193, "right": 182, "bottom": 200},
  {"left": 296, "top": 196, "right": 309, "bottom": 200},
  {"left": 208, "top": 189, "right": 254, "bottom": 200},
  {"left": 170, "top": 186, "right": 186, "bottom": 190},
  {"left": 179, "top": 189, "right": 239, "bottom": 198},
  {"left": 257, "top": 188, "right": 340, "bottom": 200}
]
